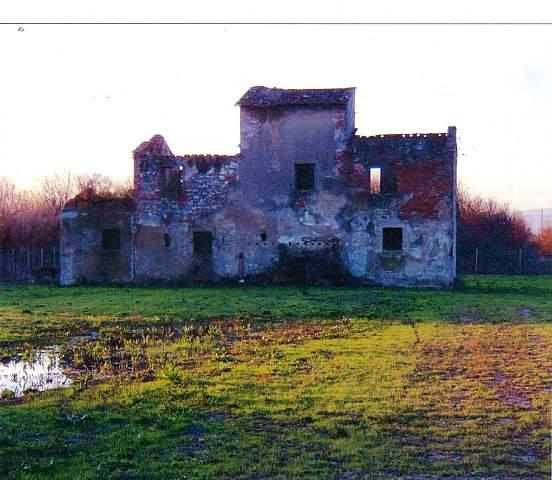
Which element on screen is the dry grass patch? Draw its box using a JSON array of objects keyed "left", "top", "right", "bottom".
[{"left": 405, "top": 323, "right": 552, "bottom": 477}]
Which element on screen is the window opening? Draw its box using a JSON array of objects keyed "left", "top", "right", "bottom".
[
  {"left": 193, "top": 231, "right": 213, "bottom": 257},
  {"left": 160, "top": 168, "right": 184, "bottom": 200},
  {"left": 382, "top": 227, "right": 403, "bottom": 251},
  {"left": 370, "top": 167, "right": 381, "bottom": 194},
  {"left": 295, "top": 164, "right": 315, "bottom": 191},
  {"left": 238, "top": 252, "right": 245, "bottom": 279},
  {"left": 102, "top": 229, "right": 121, "bottom": 251}
]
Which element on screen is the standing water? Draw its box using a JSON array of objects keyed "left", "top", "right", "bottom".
[{"left": 0, "top": 350, "right": 72, "bottom": 397}]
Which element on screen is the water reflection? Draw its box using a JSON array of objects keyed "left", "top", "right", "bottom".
[{"left": 0, "top": 350, "right": 71, "bottom": 397}]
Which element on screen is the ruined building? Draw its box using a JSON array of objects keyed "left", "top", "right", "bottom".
[{"left": 60, "top": 86, "right": 457, "bottom": 287}]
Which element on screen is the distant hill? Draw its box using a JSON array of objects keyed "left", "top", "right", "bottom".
[{"left": 518, "top": 208, "right": 552, "bottom": 234}]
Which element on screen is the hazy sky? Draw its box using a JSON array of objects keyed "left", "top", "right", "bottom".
[{"left": 1, "top": 24, "right": 551, "bottom": 210}]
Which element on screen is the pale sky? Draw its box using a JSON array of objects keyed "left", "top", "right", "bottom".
[{"left": 1, "top": 23, "right": 552, "bottom": 210}]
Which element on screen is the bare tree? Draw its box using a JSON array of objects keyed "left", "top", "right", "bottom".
[
  {"left": 75, "top": 173, "right": 132, "bottom": 198},
  {"left": 0, "top": 177, "right": 16, "bottom": 218},
  {"left": 0, "top": 177, "right": 16, "bottom": 243},
  {"left": 1, "top": 171, "right": 133, "bottom": 249},
  {"left": 116, "top": 176, "right": 133, "bottom": 196},
  {"left": 36, "top": 171, "right": 78, "bottom": 214},
  {"left": 0, "top": 186, "right": 58, "bottom": 247}
]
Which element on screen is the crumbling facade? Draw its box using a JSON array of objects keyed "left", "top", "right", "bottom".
[{"left": 60, "top": 86, "right": 457, "bottom": 287}]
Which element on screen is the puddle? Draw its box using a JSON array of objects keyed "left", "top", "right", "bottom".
[{"left": 0, "top": 350, "right": 72, "bottom": 397}]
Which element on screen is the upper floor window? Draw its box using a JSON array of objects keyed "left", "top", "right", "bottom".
[
  {"left": 160, "top": 167, "right": 185, "bottom": 201},
  {"left": 170, "top": 170, "right": 185, "bottom": 199},
  {"left": 369, "top": 167, "right": 381, "bottom": 194},
  {"left": 295, "top": 163, "right": 315, "bottom": 191},
  {"left": 382, "top": 227, "right": 403, "bottom": 251}
]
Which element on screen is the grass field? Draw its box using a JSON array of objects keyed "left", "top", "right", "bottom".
[{"left": 0, "top": 276, "right": 551, "bottom": 479}]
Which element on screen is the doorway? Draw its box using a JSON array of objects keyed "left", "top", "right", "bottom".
[{"left": 192, "top": 231, "right": 213, "bottom": 278}]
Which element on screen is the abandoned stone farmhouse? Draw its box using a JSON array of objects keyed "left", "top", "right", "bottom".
[{"left": 60, "top": 86, "right": 457, "bottom": 287}]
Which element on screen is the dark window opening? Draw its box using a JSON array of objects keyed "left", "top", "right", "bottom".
[
  {"left": 102, "top": 229, "right": 121, "bottom": 251},
  {"left": 170, "top": 170, "right": 185, "bottom": 199},
  {"left": 382, "top": 227, "right": 403, "bottom": 251},
  {"left": 260, "top": 232, "right": 267, "bottom": 242},
  {"left": 159, "top": 167, "right": 170, "bottom": 192},
  {"left": 193, "top": 231, "right": 213, "bottom": 257},
  {"left": 369, "top": 167, "right": 381, "bottom": 194},
  {"left": 164, "top": 233, "right": 172, "bottom": 247},
  {"left": 381, "top": 168, "right": 397, "bottom": 194},
  {"left": 238, "top": 252, "right": 245, "bottom": 278},
  {"left": 160, "top": 168, "right": 185, "bottom": 201},
  {"left": 295, "top": 164, "right": 315, "bottom": 191}
]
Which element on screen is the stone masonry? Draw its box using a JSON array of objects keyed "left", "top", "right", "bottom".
[{"left": 59, "top": 86, "right": 457, "bottom": 287}]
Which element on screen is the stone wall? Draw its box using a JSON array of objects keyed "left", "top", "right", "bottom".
[
  {"left": 60, "top": 88, "right": 457, "bottom": 287},
  {"left": 59, "top": 199, "right": 133, "bottom": 285},
  {"left": 133, "top": 135, "right": 239, "bottom": 226},
  {"left": 339, "top": 128, "right": 457, "bottom": 286},
  {"left": 237, "top": 104, "right": 353, "bottom": 207}
]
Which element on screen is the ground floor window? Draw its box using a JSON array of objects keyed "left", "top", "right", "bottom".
[
  {"left": 193, "top": 231, "right": 213, "bottom": 257},
  {"left": 102, "top": 229, "right": 121, "bottom": 251}
]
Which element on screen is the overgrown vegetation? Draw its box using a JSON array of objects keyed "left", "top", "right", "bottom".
[
  {"left": 456, "top": 186, "right": 538, "bottom": 274},
  {"left": 0, "top": 173, "right": 131, "bottom": 248},
  {"left": 534, "top": 226, "right": 552, "bottom": 257},
  {"left": 0, "top": 276, "right": 550, "bottom": 479}
]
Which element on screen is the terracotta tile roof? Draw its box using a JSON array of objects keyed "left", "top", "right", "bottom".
[
  {"left": 133, "top": 134, "right": 174, "bottom": 158},
  {"left": 237, "top": 86, "right": 355, "bottom": 107}
]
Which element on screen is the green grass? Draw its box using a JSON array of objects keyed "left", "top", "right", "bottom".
[{"left": 0, "top": 276, "right": 551, "bottom": 479}]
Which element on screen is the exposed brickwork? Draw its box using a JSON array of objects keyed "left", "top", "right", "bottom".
[
  {"left": 349, "top": 131, "right": 456, "bottom": 222},
  {"left": 133, "top": 138, "right": 239, "bottom": 225}
]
